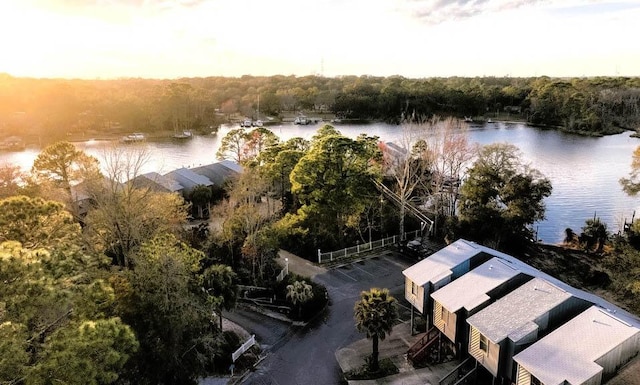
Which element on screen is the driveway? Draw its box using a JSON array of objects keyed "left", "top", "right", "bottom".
[{"left": 231, "top": 249, "right": 415, "bottom": 385}]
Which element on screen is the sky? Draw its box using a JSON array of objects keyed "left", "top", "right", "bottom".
[{"left": 1, "top": 0, "right": 639, "bottom": 79}]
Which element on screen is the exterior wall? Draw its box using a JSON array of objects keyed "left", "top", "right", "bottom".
[
  {"left": 515, "top": 365, "right": 531, "bottom": 385},
  {"left": 434, "top": 301, "right": 457, "bottom": 343},
  {"left": 544, "top": 296, "right": 591, "bottom": 334},
  {"left": 405, "top": 276, "right": 426, "bottom": 314},
  {"left": 584, "top": 372, "right": 603, "bottom": 385},
  {"left": 469, "top": 326, "right": 500, "bottom": 377},
  {"left": 450, "top": 259, "right": 471, "bottom": 280},
  {"left": 596, "top": 331, "right": 640, "bottom": 381}
]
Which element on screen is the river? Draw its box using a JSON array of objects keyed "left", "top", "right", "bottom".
[{"left": 1, "top": 121, "right": 639, "bottom": 244}]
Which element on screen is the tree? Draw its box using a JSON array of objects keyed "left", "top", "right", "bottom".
[
  {"left": 380, "top": 117, "right": 432, "bottom": 239},
  {"left": 0, "top": 241, "right": 138, "bottom": 384},
  {"left": 83, "top": 146, "right": 189, "bottom": 267},
  {"left": 242, "top": 127, "right": 279, "bottom": 164},
  {"left": 258, "top": 137, "right": 309, "bottom": 210},
  {"left": 581, "top": 216, "right": 608, "bottom": 252},
  {"left": 203, "top": 264, "right": 238, "bottom": 330},
  {"left": 216, "top": 128, "right": 248, "bottom": 163},
  {"left": 620, "top": 146, "right": 640, "bottom": 196},
  {"left": 288, "top": 126, "right": 382, "bottom": 248},
  {"left": 0, "top": 163, "right": 28, "bottom": 198},
  {"left": 0, "top": 195, "right": 81, "bottom": 249},
  {"left": 353, "top": 288, "right": 398, "bottom": 372},
  {"left": 457, "top": 143, "right": 552, "bottom": 250},
  {"left": 31, "top": 141, "right": 101, "bottom": 217},
  {"left": 118, "top": 234, "right": 217, "bottom": 384},
  {"left": 286, "top": 280, "right": 314, "bottom": 319},
  {"left": 190, "top": 184, "right": 213, "bottom": 219}
]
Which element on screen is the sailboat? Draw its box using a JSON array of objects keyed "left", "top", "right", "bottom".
[{"left": 253, "top": 95, "right": 263, "bottom": 127}]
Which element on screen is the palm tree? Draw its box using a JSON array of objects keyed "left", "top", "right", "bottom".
[
  {"left": 286, "top": 280, "right": 314, "bottom": 319},
  {"left": 203, "top": 264, "right": 238, "bottom": 330},
  {"left": 353, "top": 288, "right": 398, "bottom": 372}
]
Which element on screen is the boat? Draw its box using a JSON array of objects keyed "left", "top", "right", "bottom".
[
  {"left": 487, "top": 119, "right": 494, "bottom": 124},
  {"left": 464, "top": 116, "right": 473, "bottom": 123},
  {"left": 173, "top": 130, "right": 193, "bottom": 139},
  {"left": 0, "top": 136, "right": 25, "bottom": 151},
  {"left": 294, "top": 116, "right": 309, "bottom": 125},
  {"left": 121, "top": 133, "right": 145, "bottom": 142}
]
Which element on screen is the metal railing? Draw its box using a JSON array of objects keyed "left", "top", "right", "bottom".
[
  {"left": 276, "top": 262, "right": 289, "bottom": 282},
  {"left": 232, "top": 334, "right": 256, "bottom": 362},
  {"left": 317, "top": 230, "right": 419, "bottom": 264}
]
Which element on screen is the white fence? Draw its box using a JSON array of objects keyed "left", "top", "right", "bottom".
[
  {"left": 276, "top": 262, "right": 288, "bottom": 282},
  {"left": 232, "top": 334, "right": 256, "bottom": 362},
  {"left": 317, "top": 230, "right": 420, "bottom": 264}
]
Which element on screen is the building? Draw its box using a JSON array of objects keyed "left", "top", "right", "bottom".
[
  {"left": 190, "top": 160, "right": 242, "bottom": 188},
  {"left": 466, "top": 277, "right": 591, "bottom": 383},
  {"left": 513, "top": 306, "right": 640, "bottom": 385},
  {"left": 164, "top": 167, "right": 213, "bottom": 196},
  {"left": 403, "top": 239, "right": 492, "bottom": 326},
  {"left": 132, "top": 172, "right": 184, "bottom": 194},
  {"left": 431, "top": 257, "right": 530, "bottom": 355}
]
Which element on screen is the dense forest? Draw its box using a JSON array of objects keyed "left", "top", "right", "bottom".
[{"left": 1, "top": 73, "right": 640, "bottom": 143}]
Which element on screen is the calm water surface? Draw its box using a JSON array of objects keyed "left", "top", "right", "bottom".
[{"left": 2, "top": 121, "right": 639, "bottom": 244}]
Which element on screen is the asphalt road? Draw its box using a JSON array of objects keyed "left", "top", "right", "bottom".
[{"left": 231, "top": 251, "right": 415, "bottom": 385}]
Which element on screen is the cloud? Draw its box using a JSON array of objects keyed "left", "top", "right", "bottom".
[{"left": 404, "top": 0, "right": 550, "bottom": 24}]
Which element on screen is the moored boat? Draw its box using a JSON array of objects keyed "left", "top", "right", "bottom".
[
  {"left": 173, "top": 130, "right": 193, "bottom": 139},
  {"left": 121, "top": 133, "right": 145, "bottom": 142}
]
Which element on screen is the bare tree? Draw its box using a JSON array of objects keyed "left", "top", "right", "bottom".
[{"left": 83, "top": 145, "right": 189, "bottom": 267}]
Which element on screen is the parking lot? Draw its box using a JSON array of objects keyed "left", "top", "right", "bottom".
[
  {"left": 315, "top": 251, "right": 416, "bottom": 322},
  {"left": 237, "top": 248, "right": 420, "bottom": 385}
]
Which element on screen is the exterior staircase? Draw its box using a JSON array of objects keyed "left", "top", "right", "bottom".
[
  {"left": 407, "top": 326, "right": 441, "bottom": 365},
  {"left": 439, "top": 357, "right": 478, "bottom": 385}
]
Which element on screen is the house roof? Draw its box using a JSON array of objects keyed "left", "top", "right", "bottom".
[
  {"left": 165, "top": 167, "right": 213, "bottom": 189},
  {"left": 469, "top": 242, "right": 640, "bottom": 328},
  {"left": 137, "top": 172, "right": 183, "bottom": 192},
  {"left": 402, "top": 239, "right": 484, "bottom": 287},
  {"left": 514, "top": 306, "right": 640, "bottom": 385},
  {"left": 217, "top": 159, "right": 243, "bottom": 173},
  {"left": 466, "top": 277, "right": 573, "bottom": 343},
  {"left": 190, "top": 161, "right": 241, "bottom": 186},
  {"left": 431, "top": 257, "right": 522, "bottom": 314}
]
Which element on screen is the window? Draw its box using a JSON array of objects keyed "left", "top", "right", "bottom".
[
  {"left": 411, "top": 282, "right": 417, "bottom": 295},
  {"left": 479, "top": 334, "right": 488, "bottom": 353},
  {"left": 440, "top": 306, "right": 446, "bottom": 321}
]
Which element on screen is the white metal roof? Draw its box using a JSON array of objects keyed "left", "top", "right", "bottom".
[
  {"left": 514, "top": 306, "right": 640, "bottom": 385},
  {"left": 466, "top": 277, "right": 572, "bottom": 343},
  {"left": 431, "top": 257, "right": 522, "bottom": 314},
  {"left": 402, "top": 239, "right": 483, "bottom": 286}
]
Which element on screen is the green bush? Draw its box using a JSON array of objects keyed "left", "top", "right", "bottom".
[
  {"left": 344, "top": 358, "right": 398, "bottom": 380},
  {"left": 275, "top": 273, "right": 329, "bottom": 321},
  {"left": 212, "top": 331, "right": 241, "bottom": 374}
]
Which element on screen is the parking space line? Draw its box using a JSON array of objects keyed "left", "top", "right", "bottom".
[
  {"left": 351, "top": 263, "right": 375, "bottom": 278},
  {"left": 335, "top": 268, "right": 358, "bottom": 282}
]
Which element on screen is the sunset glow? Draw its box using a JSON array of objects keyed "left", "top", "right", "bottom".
[{"left": 1, "top": 0, "right": 639, "bottom": 79}]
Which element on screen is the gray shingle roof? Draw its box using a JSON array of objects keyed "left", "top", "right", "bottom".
[{"left": 466, "top": 277, "right": 572, "bottom": 343}]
